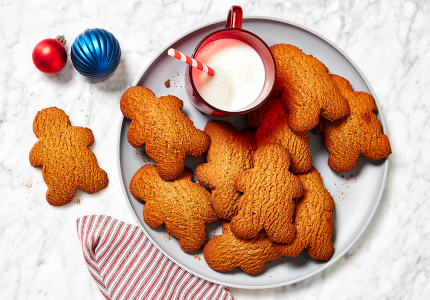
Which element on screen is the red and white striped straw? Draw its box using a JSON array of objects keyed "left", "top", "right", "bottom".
[{"left": 168, "top": 48, "right": 215, "bottom": 76}]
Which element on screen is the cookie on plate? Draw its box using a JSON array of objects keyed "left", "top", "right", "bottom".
[
  {"left": 195, "top": 120, "right": 255, "bottom": 220},
  {"left": 270, "top": 44, "right": 350, "bottom": 132},
  {"left": 254, "top": 98, "right": 312, "bottom": 174},
  {"left": 275, "top": 167, "right": 335, "bottom": 260},
  {"left": 130, "top": 165, "right": 218, "bottom": 253},
  {"left": 120, "top": 86, "right": 210, "bottom": 181},
  {"left": 29, "top": 107, "right": 108, "bottom": 206},
  {"left": 231, "top": 143, "right": 303, "bottom": 243},
  {"left": 204, "top": 221, "right": 281, "bottom": 275},
  {"left": 313, "top": 75, "right": 392, "bottom": 173}
]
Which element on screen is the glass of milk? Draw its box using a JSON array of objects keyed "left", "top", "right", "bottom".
[{"left": 185, "top": 6, "right": 276, "bottom": 116}]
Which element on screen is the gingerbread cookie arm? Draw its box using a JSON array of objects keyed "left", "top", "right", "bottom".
[
  {"left": 234, "top": 169, "right": 253, "bottom": 193},
  {"left": 360, "top": 112, "right": 392, "bottom": 161},
  {"left": 73, "top": 127, "right": 95, "bottom": 147},
  {"left": 145, "top": 143, "right": 186, "bottom": 181},
  {"left": 127, "top": 121, "right": 147, "bottom": 148},
  {"left": 143, "top": 201, "right": 164, "bottom": 228},
  {"left": 159, "top": 95, "right": 184, "bottom": 110},
  {"left": 29, "top": 140, "right": 45, "bottom": 168},
  {"left": 185, "top": 129, "right": 211, "bottom": 157}
]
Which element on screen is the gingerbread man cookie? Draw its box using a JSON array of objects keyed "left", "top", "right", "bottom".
[
  {"left": 313, "top": 75, "right": 392, "bottom": 172},
  {"left": 231, "top": 143, "right": 303, "bottom": 243},
  {"left": 130, "top": 165, "right": 219, "bottom": 253},
  {"left": 120, "top": 86, "right": 210, "bottom": 181},
  {"left": 270, "top": 44, "right": 350, "bottom": 132},
  {"left": 29, "top": 107, "right": 108, "bottom": 206}
]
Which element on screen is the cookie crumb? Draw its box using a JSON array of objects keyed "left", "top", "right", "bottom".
[{"left": 164, "top": 79, "right": 170, "bottom": 87}]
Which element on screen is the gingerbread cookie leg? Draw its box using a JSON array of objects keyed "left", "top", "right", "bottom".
[
  {"left": 306, "top": 224, "right": 334, "bottom": 260},
  {"left": 145, "top": 143, "right": 186, "bottom": 181},
  {"left": 325, "top": 136, "right": 360, "bottom": 173},
  {"left": 43, "top": 166, "right": 77, "bottom": 206},
  {"left": 78, "top": 167, "right": 109, "bottom": 194}
]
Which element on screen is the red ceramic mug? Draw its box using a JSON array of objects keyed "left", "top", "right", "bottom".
[{"left": 185, "top": 5, "right": 276, "bottom": 116}]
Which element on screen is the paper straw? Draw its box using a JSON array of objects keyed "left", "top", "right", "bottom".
[{"left": 167, "top": 48, "right": 215, "bottom": 76}]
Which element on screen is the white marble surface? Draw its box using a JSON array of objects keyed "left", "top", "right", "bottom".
[{"left": 0, "top": 0, "right": 429, "bottom": 299}]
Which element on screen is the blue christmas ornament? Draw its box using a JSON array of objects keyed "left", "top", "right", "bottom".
[{"left": 71, "top": 28, "right": 121, "bottom": 79}]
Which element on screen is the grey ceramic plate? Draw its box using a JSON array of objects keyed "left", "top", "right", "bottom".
[{"left": 117, "top": 17, "right": 388, "bottom": 289}]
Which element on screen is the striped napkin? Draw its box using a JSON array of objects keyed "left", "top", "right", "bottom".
[{"left": 77, "top": 215, "right": 233, "bottom": 300}]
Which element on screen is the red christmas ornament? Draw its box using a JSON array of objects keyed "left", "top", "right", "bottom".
[{"left": 32, "top": 35, "right": 67, "bottom": 74}]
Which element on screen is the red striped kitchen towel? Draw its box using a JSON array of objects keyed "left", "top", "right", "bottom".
[{"left": 77, "top": 215, "right": 233, "bottom": 300}]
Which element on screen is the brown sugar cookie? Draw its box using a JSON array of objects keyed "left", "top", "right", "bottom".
[
  {"left": 246, "top": 96, "right": 282, "bottom": 128},
  {"left": 275, "top": 167, "right": 335, "bottom": 260},
  {"left": 270, "top": 44, "right": 350, "bottom": 132},
  {"left": 203, "top": 221, "right": 281, "bottom": 275},
  {"left": 230, "top": 143, "right": 303, "bottom": 243},
  {"left": 195, "top": 121, "right": 255, "bottom": 220},
  {"left": 29, "top": 107, "right": 108, "bottom": 206},
  {"left": 313, "top": 75, "right": 392, "bottom": 173},
  {"left": 254, "top": 99, "right": 312, "bottom": 174},
  {"left": 120, "top": 86, "right": 210, "bottom": 181},
  {"left": 130, "top": 165, "right": 218, "bottom": 253}
]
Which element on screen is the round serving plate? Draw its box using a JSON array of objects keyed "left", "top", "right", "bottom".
[{"left": 117, "top": 17, "right": 388, "bottom": 289}]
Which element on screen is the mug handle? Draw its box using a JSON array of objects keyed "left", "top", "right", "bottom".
[{"left": 225, "top": 5, "right": 243, "bottom": 29}]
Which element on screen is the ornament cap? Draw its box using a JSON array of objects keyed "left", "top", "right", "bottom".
[{"left": 55, "top": 35, "right": 67, "bottom": 46}]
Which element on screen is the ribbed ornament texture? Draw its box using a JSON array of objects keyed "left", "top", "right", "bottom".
[{"left": 71, "top": 28, "right": 121, "bottom": 79}]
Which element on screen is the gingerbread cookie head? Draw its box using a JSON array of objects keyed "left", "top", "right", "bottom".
[
  {"left": 29, "top": 107, "right": 108, "bottom": 206},
  {"left": 314, "top": 75, "right": 391, "bottom": 173},
  {"left": 275, "top": 167, "right": 335, "bottom": 260},
  {"left": 130, "top": 165, "right": 218, "bottom": 253},
  {"left": 195, "top": 120, "right": 255, "bottom": 220},
  {"left": 230, "top": 143, "right": 303, "bottom": 243},
  {"left": 33, "top": 106, "right": 71, "bottom": 138},
  {"left": 120, "top": 86, "right": 210, "bottom": 181},
  {"left": 270, "top": 44, "right": 350, "bottom": 132},
  {"left": 203, "top": 221, "right": 281, "bottom": 275},
  {"left": 254, "top": 98, "right": 313, "bottom": 174}
]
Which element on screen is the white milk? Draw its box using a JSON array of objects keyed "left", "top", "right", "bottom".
[{"left": 192, "top": 38, "right": 265, "bottom": 112}]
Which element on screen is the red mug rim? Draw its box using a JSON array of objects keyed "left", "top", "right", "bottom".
[{"left": 188, "top": 27, "right": 277, "bottom": 115}]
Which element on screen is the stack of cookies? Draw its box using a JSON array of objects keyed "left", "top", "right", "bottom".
[{"left": 120, "top": 44, "right": 392, "bottom": 275}]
